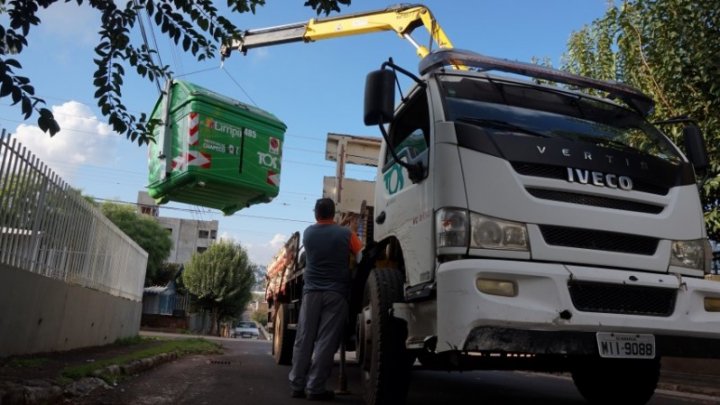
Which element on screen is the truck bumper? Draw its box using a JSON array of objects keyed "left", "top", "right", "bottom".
[{"left": 435, "top": 259, "right": 720, "bottom": 357}]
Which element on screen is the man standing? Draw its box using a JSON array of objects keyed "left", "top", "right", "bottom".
[{"left": 289, "top": 198, "right": 362, "bottom": 400}]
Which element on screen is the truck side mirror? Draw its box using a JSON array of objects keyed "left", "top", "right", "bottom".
[
  {"left": 364, "top": 69, "right": 395, "bottom": 126},
  {"left": 683, "top": 123, "right": 709, "bottom": 173}
]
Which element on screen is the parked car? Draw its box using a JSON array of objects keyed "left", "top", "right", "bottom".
[{"left": 232, "top": 321, "right": 260, "bottom": 339}]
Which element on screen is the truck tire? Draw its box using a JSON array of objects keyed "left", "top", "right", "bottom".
[
  {"left": 571, "top": 357, "right": 660, "bottom": 404},
  {"left": 359, "top": 268, "right": 411, "bottom": 405},
  {"left": 272, "top": 304, "right": 294, "bottom": 365}
]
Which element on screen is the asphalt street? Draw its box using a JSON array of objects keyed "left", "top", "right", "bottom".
[{"left": 77, "top": 335, "right": 720, "bottom": 404}]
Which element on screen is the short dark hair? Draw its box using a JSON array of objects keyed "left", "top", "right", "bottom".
[{"left": 314, "top": 198, "right": 335, "bottom": 220}]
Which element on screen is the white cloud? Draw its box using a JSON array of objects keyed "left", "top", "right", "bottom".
[
  {"left": 13, "top": 101, "right": 118, "bottom": 182},
  {"left": 245, "top": 233, "right": 288, "bottom": 266},
  {"left": 218, "top": 231, "right": 237, "bottom": 243},
  {"left": 269, "top": 233, "right": 287, "bottom": 248},
  {"left": 217, "top": 231, "right": 288, "bottom": 266}
]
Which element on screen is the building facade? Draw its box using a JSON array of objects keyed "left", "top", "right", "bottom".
[{"left": 137, "top": 191, "right": 219, "bottom": 266}]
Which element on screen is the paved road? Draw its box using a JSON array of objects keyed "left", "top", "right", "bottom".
[{"left": 79, "top": 337, "right": 720, "bottom": 404}]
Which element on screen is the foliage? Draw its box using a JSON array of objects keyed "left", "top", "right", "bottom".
[
  {"left": 101, "top": 202, "right": 173, "bottom": 284},
  {"left": 155, "top": 262, "right": 182, "bottom": 287},
  {"left": 182, "top": 240, "right": 255, "bottom": 335},
  {"left": 251, "top": 307, "right": 267, "bottom": 327},
  {"left": 562, "top": 0, "right": 720, "bottom": 239},
  {"left": 0, "top": 0, "right": 350, "bottom": 144},
  {"left": 252, "top": 264, "right": 267, "bottom": 290}
]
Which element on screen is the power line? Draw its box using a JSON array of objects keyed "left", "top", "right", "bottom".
[
  {"left": 221, "top": 65, "right": 258, "bottom": 107},
  {"left": 93, "top": 197, "right": 314, "bottom": 224},
  {"left": 133, "top": 0, "right": 163, "bottom": 93}
]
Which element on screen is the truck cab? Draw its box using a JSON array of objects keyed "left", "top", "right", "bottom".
[{"left": 359, "top": 48, "right": 716, "bottom": 404}]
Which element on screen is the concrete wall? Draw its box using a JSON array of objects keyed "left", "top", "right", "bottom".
[
  {"left": 0, "top": 264, "right": 142, "bottom": 357},
  {"left": 157, "top": 217, "right": 218, "bottom": 266}
]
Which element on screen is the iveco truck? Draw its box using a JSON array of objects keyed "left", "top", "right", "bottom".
[
  {"left": 353, "top": 48, "right": 717, "bottom": 405},
  {"left": 221, "top": 5, "right": 718, "bottom": 404}
]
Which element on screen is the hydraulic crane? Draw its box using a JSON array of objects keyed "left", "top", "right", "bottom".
[{"left": 220, "top": 4, "right": 454, "bottom": 60}]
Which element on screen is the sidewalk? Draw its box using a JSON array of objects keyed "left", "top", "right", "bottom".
[
  {"left": 659, "top": 370, "right": 720, "bottom": 397},
  {"left": 0, "top": 336, "right": 221, "bottom": 404},
  {"left": 659, "top": 357, "right": 720, "bottom": 397}
]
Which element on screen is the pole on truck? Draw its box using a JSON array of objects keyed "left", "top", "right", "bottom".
[{"left": 335, "top": 342, "right": 350, "bottom": 395}]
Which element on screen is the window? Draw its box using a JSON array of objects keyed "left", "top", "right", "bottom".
[
  {"left": 198, "top": 230, "right": 209, "bottom": 239},
  {"left": 210, "top": 229, "right": 217, "bottom": 239},
  {"left": 165, "top": 228, "right": 173, "bottom": 235},
  {"left": 196, "top": 246, "right": 207, "bottom": 253},
  {"left": 384, "top": 90, "right": 430, "bottom": 169}
]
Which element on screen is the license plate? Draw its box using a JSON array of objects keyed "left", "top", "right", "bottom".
[{"left": 596, "top": 332, "right": 655, "bottom": 359}]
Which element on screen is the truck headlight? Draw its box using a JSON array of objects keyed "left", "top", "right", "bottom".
[
  {"left": 470, "top": 213, "right": 529, "bottom": 251},
  {"left": 436, "top": 208, "right": 468, "bottom": 248},
  {"left": 670, "top": 239, "right": 712, "bottom": 273}
]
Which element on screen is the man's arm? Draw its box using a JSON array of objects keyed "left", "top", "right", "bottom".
[{"left": 349, "top": 232, "right": 363, "bottom": 264}]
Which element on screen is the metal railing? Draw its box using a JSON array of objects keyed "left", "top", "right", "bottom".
[{"left": 0, "top": 129, "right": 148, "bottom": 301}]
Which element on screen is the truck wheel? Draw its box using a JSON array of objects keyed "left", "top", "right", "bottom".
[
  {"left": 272, "top": 304, "right": 294, "bottom": 365},
  {"left": 571, "top": 357, "right": 660, "bottom": 404},
  {"left": 359, "top": 268, "right": 410, "bottom": 405}
]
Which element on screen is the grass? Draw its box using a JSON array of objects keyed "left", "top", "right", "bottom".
[
  {"left": 6, "top": 357, "right": 49, "bottom": 368},
  {"left": 60, "top": 338, "right": 222, "bottom": 382},
  {"left": 113, "top": 335, "right": 145, "bottom": 346}
]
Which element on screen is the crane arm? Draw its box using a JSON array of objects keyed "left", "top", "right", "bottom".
[{"left": 221, "top": 4, "right": 454, "bottom": 60}]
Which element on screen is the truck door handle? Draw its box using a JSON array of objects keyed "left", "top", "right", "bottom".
[{"left": 375, "top": 211, "right": 386, "bottom": 224}]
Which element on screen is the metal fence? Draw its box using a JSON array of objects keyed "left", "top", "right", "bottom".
[{"left": 0, "top": 129, "right": 148, "bottom": 301}]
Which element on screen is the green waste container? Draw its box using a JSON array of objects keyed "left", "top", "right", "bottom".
[{"left": 147, "top": 80, "right": 287, "bottom": 215}]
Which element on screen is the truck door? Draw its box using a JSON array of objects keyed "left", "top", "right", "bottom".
[{"left": 374, "top": 89, "right": 435, "bottom": 287}]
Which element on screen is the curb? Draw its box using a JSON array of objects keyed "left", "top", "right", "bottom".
[
  {"left": 0, "top": 352, "right": 179, "bottom": 405},
  {"left": 657, "top": 382, "right": 720, "bottom": 398}
]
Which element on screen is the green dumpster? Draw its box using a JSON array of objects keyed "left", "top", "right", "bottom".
[{"left": 147, "top": 80, "right": 287, "bottom": 215}]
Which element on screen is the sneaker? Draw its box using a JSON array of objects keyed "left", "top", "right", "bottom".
[
  {"left": 291, "top": 390, "right": 306, "bottom": 398},
  {"left": 306, "top": 390, "right": 335, "bottom": 401}
]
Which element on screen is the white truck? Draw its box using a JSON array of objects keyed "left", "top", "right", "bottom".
[{"left": 226, "top": 5, "right": 719, "bottom": 405}]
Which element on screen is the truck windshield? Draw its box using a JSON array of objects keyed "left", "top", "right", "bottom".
[{"left": 438, "top": 75, "right": 683, "bottom": 164}]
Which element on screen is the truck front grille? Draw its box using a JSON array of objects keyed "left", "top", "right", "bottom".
[
  {"left": 568, "top": 281, "right": 676, "bottom": 317},
  {"left": 539, "top": 225, "right": 659, "bottom": 255},
  {"left": 527, "top": 188, "right": 664, "bottom": 214},
  {"left": 511, "top": 162, "right": 669, "bottom": 195}
]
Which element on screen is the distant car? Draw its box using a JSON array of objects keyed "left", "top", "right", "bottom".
[{"left": 232, "top": 321, "right": 260, "bottom": 339}]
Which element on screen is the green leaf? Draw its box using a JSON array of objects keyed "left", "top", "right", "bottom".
[
  {"left": 21, "top": 97, "right": 32, "bottom": 119},
  {"left": 11, "top": 87, "right": 21, "bottom": 104},
  {"left": 0, "top": 78, "right": 13, "bottom": 97},
  {"left": 5, "top": 59, "right": 21, "bottom": 68}
]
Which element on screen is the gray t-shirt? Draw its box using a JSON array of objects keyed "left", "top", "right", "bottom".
[{"left": 302, "top": 222, "right": 352, "bottom": 296}]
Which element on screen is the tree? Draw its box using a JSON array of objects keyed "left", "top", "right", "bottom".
[
  {"left": 251, "top": 307, "right": 267, "bottom": 327},
  {"left": 562, "top": 0, "right": 720, "bottom": 239},
  {"left": 100, "top": 202, "right": 173, "bottom": 284},
  {"left": 252, "top": 264, "right": 267, "bottom": 291},
  {"left": 0, "top": 0, "right": 350, "bottom": 144},
  {"left": 182, "top": 240, "right": 255, "bottom": 335}
]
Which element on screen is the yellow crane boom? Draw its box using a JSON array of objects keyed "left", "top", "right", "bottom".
[{"left": 221, "top": 4, "right": 454, "bottom": 60}]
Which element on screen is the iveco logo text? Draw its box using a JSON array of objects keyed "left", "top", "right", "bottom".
[{"left": 567, "top": 168, "right": 633, "bottom": 190}]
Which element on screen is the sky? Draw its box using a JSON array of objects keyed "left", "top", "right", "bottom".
[{"left": 0, "top": 0, "right": 611, "bottom": 266}]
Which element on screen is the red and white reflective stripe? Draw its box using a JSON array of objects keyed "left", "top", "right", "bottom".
[
  {"left": 187, "top": 151, "right": 212, "bottom": 168},
  {"left": 171, "top": 151, "right": 212, "bottom": 170},
  {"left": 171, "top": 155, "right": 187, "bottom": 171},
  {"left": 267, "top": 171, "right": 280, "bottom": 186},
  {"left": 188, "top": 112, "right": 199, "bottom": 146}
]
